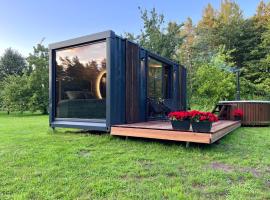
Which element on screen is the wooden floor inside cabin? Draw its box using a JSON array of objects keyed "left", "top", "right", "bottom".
[{"left": 111, "top": 120, "right": 241, "bottom": 144}]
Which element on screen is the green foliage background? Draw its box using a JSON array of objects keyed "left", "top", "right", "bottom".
[
  {"left": 0, "top": 44, "right": 49, "bottom": 114},
  {"left": 127, "top": 1, "right": 270, "bottom": 110}
]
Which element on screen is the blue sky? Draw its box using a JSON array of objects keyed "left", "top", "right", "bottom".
[{"left": 0, "top": 0, "right": 265, "bottom": 56}]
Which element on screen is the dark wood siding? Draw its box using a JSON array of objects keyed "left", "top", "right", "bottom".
[
  {"left": 237, "top": 102, "right": 270, "bottom": 126},
  {"left": 125, "top": 41, "right": 141, "bottom": 123},
  {"left": 217, "top": 102, "right": 270, "bottom": 126}
]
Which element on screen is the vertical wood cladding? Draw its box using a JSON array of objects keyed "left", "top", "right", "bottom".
[
  {"left": 125, "top": 41, "right": 141, "bottom": 123},
  {"left": 219, "top": 101, "right": 270, "bottom": 126}
]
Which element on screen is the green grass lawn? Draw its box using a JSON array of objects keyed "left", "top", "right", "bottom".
[{"left": 0, "top": 113, "right": 269, "bottom": 200}]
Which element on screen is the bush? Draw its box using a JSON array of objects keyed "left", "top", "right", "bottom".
[{"left": 1, "top": 75, "right": 31, "bottom": 113}]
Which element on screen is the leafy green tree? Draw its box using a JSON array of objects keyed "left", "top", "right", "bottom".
[
  {"left": 240, "top": 19, "right": 268, "bottom": 82},
  {"left": 198, "top": 3, "right": 217, "bottom": 29},
  {"left": 260, "top": 18, "right": 270, "bottom": 74},
  {"left": 193, "top": 0, "right": 269, "bottom": 102},
  {"left": 196, "top": 1, "right": 245, "bottom": 65},
  {"left": 191, "top": 48, "right": 236, "bottom": 110},
  {"left": 0, "top": 48, "right": 26, "bottom": 81},
  {"left": 179, "top": 17, "right": 196, "bottom": 69},
  {"left": 179, "top": 18, "right": 198, "bottom": 104},
  {"left": 196, "top": 3, "right": 218, "bottom": 57},
  {"left": 2, "top": 74, "right": 31, "bottom": 113},
  {"left": 126, "top": 8, "right": 184, "bottom": 60},
  {"left": 254, "top": 0, "right": 270, "bottom": 27},
  {"left": 27, "top": 44, "right": 49, "bottom": 114},
  {"left": 218, "top": 0, "right": 243, "bottom": 24}
]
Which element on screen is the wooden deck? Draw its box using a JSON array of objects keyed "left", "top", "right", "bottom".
[{"left": 111, "top": 120, "right": 241, "bottom": 144}]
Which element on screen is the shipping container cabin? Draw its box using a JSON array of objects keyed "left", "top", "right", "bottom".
[{"left": 49, "top": 30, "right": 187, "bottom": 132}]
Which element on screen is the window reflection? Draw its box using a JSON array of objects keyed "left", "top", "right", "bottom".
[
  {"left": 148, "top": 58, "right": 163, "bottom": 99},
  {"left": 55, "top": 41, "right": 106, "bottom": 119},
  {"left": 147, "top": 57, "right": 173, "bottom": 118},
  {"left": 148, "top": 57, "right": 172, "bottom": 99}
]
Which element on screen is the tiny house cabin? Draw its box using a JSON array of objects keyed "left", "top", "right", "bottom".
[{"left": 49, "top": 30, "right": 187, "bottom": 131}]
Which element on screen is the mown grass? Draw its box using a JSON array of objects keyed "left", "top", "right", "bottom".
[{"left": 0, "top": 112, "right": 269, "bottom": 199}]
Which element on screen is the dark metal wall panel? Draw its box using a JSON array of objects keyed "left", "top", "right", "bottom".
[
  {"left": 49, "top": 49, "right": 56, "bottom": 126},
  {"left": 179, "top": 66, "right": 187, "bottom": 110},
  {"left": 173, "top": 64, "right": 180, "bottom": 110},
  {"left": 139, "top": 49, "right": 147, "bottom": 121},
  {"left": 106, "top": 37, "right": 112, "bottom": 129},
  {"left": 109, "top": 37, "right": 126, "bottom": 126},
  {"left": 49, "top": 30, "right": 115, "bottom": 50},
  {"left": 125, "top": 41, "right": 141, "bottom": 123}
]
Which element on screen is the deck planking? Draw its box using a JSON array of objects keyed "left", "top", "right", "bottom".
[{"left": 111, "top": 120, "right": 241, "bottom": 144}]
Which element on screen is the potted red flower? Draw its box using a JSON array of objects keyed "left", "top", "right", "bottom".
[
  {"left": 190, "top": 110, "right": 218, "bottom": 133},
  {"left": 233, "top": 109, "right": 244, "bottom": 121},
  {"left": 168, "top": 111, "right": 191, "bottom": 131}
]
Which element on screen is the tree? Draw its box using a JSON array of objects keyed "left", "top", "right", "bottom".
[
  {"left": 198, "top": 3, "right": 217, "bottom": 29},
  {"left": 0, "top": 48, "right": 26, "bottom": 81},
  {"left": 196, "top": 3, "right": 218, "bottom": 58},
  {"left": 255, "top": 19, "right": 270, "bottom": 98},
  {"left": 239, "top": 1, "right": 270, "bottom": 98},
  {"left": 218, "top": 0, "right": 243, "bottom": 24},
  {"left": 254, "top": 0, "right": 270, "bottom": 26},
  {"left": 27, "top": 44, "right": 49, "bottom": 114},
  {"left": 179, "top": 18, "right": 197, "bottom": 103},
  {"left": 191, "top": 49, "right": 236, "bottom": 110},
  {"left": 214, "top": 0, "right": 244, "bottom": 67},
  {"left": 1, "top": 74, "right": 31, "bottom": 113},
  {"left": 126, "top": 7, "right": 184, "bottom": 60},
  {"left": 179, "top": 17, "right": 195, "bottom": 68},
  {"left": 191, "top": 47, "right": 235, "bottom": 108},
  {"left": 196, "top": 1, "right": 245, "bottom": 66}
]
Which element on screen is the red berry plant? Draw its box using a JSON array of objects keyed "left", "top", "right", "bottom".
[
  {"left": 189, "top": 110, "right": 218, "bottom": 122},
  {"left": 168, "top": 111, "right": 191, "bottom": 121}
]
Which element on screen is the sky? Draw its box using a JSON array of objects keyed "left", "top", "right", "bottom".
[{"left": 0, "top": 0, "right": 265, "bottom": 56}]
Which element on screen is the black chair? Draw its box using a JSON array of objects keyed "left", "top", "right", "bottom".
[
  {"left": 162, "top": 99, "right": 175, "bottom": 115},
  {"left": 148, "top": 98, "right": 173, "bottom": 118}
]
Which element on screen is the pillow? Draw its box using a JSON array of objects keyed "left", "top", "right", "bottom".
[{"left": 66, "top": 91, "right": 85, "bottom": 100}]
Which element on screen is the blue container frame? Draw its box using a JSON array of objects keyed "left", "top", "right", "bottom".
[{"left": 49, "top": 30, "right": 187, "bottom": 132}]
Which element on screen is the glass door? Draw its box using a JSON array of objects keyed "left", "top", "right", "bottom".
[{"left": 147, "top": 57, "right": 173, "bottom": 119}]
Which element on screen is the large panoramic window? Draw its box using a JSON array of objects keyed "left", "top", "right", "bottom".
[
  {"left": 148, "top": 57, "right": 172, "bottom": 99},
  {"left": 55, "top": 41, "right": 106, "bottom": 119}
]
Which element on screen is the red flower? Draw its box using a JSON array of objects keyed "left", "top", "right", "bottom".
[
  {"left": 169, "top": 110, "right": 218, "bottom": 122},
  {"left": 189, "top": 110, "right": 218, "bottom": 122},
  {"left": 233, "top": 109, "right": 244, "bottom": 117},
  {"left": 168, "top": 111, "right": 191, "bottom": 121},
  {"left": 199, "top": 116, "right": 207, "bottom": 121}
]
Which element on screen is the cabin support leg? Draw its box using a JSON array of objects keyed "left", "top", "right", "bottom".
[
  {"left": 125, "top": 136, "right": 128, "bottom": 141},
  {"left": 186, "top": 142, "right": 190, "bottom": 148}
]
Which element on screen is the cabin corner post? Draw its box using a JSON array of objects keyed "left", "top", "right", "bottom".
[
  {"left": 106, "top": 36, "right": 113, "bottom": 131},
  {"left": 139, "top": 49, "right": 147, "bottom": 121},
  {"left": 180, "top": 65, "right": 187, "bottom": 111},
  {"left": 106, "top": 35, "right": 126, "bottom": 130},
  {"left": 48, "top": 47, "right": 55, "bottom": 127},
  {"left": 144, "top": 51, "right": 149, "bottom": 120},
  {"left": 173, "top": 63, "right": 180, "bottom": 110}
]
